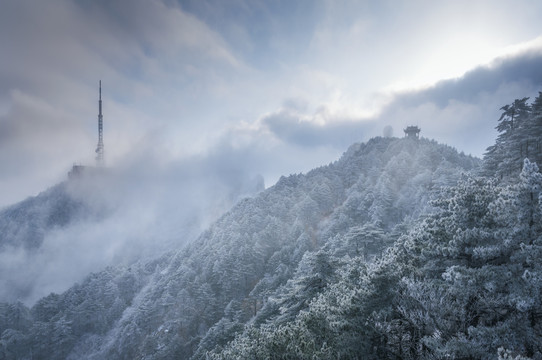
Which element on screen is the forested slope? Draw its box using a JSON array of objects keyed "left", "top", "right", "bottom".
[
  {"left": 212, "top": 92, "right": 542, "bottom": 359},
  {"left": 0, "top": 183, "right": 94, "bottom": 251},
  {"left": 214, "top": 161, "right": 542, "bottom": 359},
  {"left": 3, "top": 93, "right": 542, "bottom": 359},
  {"left": 0, "top": 136, "right": 479, "bottom": 359},
  {"left": 0, "top": 163, "right": 264, "bottom": 305}
]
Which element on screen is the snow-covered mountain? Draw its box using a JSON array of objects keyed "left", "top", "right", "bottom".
[
  {"left": 0, "top": 182, "right": 95, "bottom": 250},
  {"left": 0, "top": 180, "right": 109, "bottom": 303},
  {"left": 0, "top": 136, "right": 480, "bottom": 359},
  {"left": 0, "top": 162, "right": 264, "bottom": 305}
]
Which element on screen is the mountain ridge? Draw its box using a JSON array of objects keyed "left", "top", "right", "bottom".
[{"left": 0, "top": 136, "right": 480, "bottom": 359}]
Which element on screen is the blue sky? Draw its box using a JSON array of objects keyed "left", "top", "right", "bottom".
[{"left": 1, "top": 0, "right": 542, "bottom": 207}]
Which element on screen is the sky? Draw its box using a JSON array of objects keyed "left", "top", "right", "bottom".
[{"left": 2, "top": 0, "right": 542, "bottom": 208}]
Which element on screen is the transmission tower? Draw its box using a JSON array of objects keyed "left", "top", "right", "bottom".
[{"left": 95, "top": 80, "right": 104, "bottom": 166}]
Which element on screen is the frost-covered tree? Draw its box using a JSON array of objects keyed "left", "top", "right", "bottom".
[
  {"left": 215, "top": 162, "right": 542, "bottom": 359},
  {"left": 523, "top": 92, "right": 542, "bottom": 166},
  {"left": 387, "top": 168, "right": 542, "bottom": 359},
  {"left": 483, "top": 96, "right": 542, "bottom": 180}
]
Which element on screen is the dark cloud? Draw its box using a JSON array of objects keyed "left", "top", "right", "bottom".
[
  {"left": 376, "top": 49, "right": 542, "bottom": 156},
  {"left": 263, "top": 109, "right": 374, "bottom": 148},
  {"left": 261, "top": 49, "right": 542, "bottom": 157},
  {"left": 390, "top": 49, "right": 542, "bottom": 109}
]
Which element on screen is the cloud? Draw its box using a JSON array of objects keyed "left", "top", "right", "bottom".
[
  {"left": 389, "top": 48, "right": 542, "bottom": 109},
  {"left": 377, "top": 48, "right": 542, "bottom": 155},
  {"left": 177, "top": 0, "right": 323, "bottom": 70},
  {"left": 263, "top": 107, "right": 374, "bottom": 148},
  {"left": 0, "top": 138, "right": 266, "bottom": 305},
  {"left": 255, "top": 48, "right": 542, "bottom": 157},
  {"left": 0, "top": 88, "right": 91, "bottom": 205},
  {"left": 0, "top": 0, "right": 248, "bottom": 207},
  {"left": 1, "top": 0, "right": 542, "bottom": 206}
]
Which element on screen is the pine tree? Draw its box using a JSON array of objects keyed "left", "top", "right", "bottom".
[
  {"left": 485, "top": 97, "right": 532, "bottom": 178},
  {"left": 389, "top": 169, "right": 542, "bottom": 359},
  {"left": 526, "top": 92, "right": 542, "bottom": 166}
]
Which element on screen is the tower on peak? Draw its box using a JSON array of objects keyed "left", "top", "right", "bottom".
[
  {"left": 68, "top": 81, "right": 107, "bottom": 180},
  {"left": 404, "top": 125, "right": 421, "bottom": 139},
  {"left": 95, "top": 80, "right": 104, "bottom": 166}
]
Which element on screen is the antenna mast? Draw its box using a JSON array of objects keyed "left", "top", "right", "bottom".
[{"left": 95, "top": 80, "right": 104, "bottom": 166}]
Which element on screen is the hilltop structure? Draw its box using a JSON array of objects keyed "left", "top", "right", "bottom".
[
  {"left": 404, "top": 125, "right": 421, "bottom": 139},
  {"left": 68, "top": 81, "right": 106, "bottom": 179}
]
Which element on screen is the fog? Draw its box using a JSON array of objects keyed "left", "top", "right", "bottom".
[
  {"left": 2, "top": 0, "right": 542, "bottom": 307},
  {"left": 0, "top": 147, "right": 264, "bottom": 305}
]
